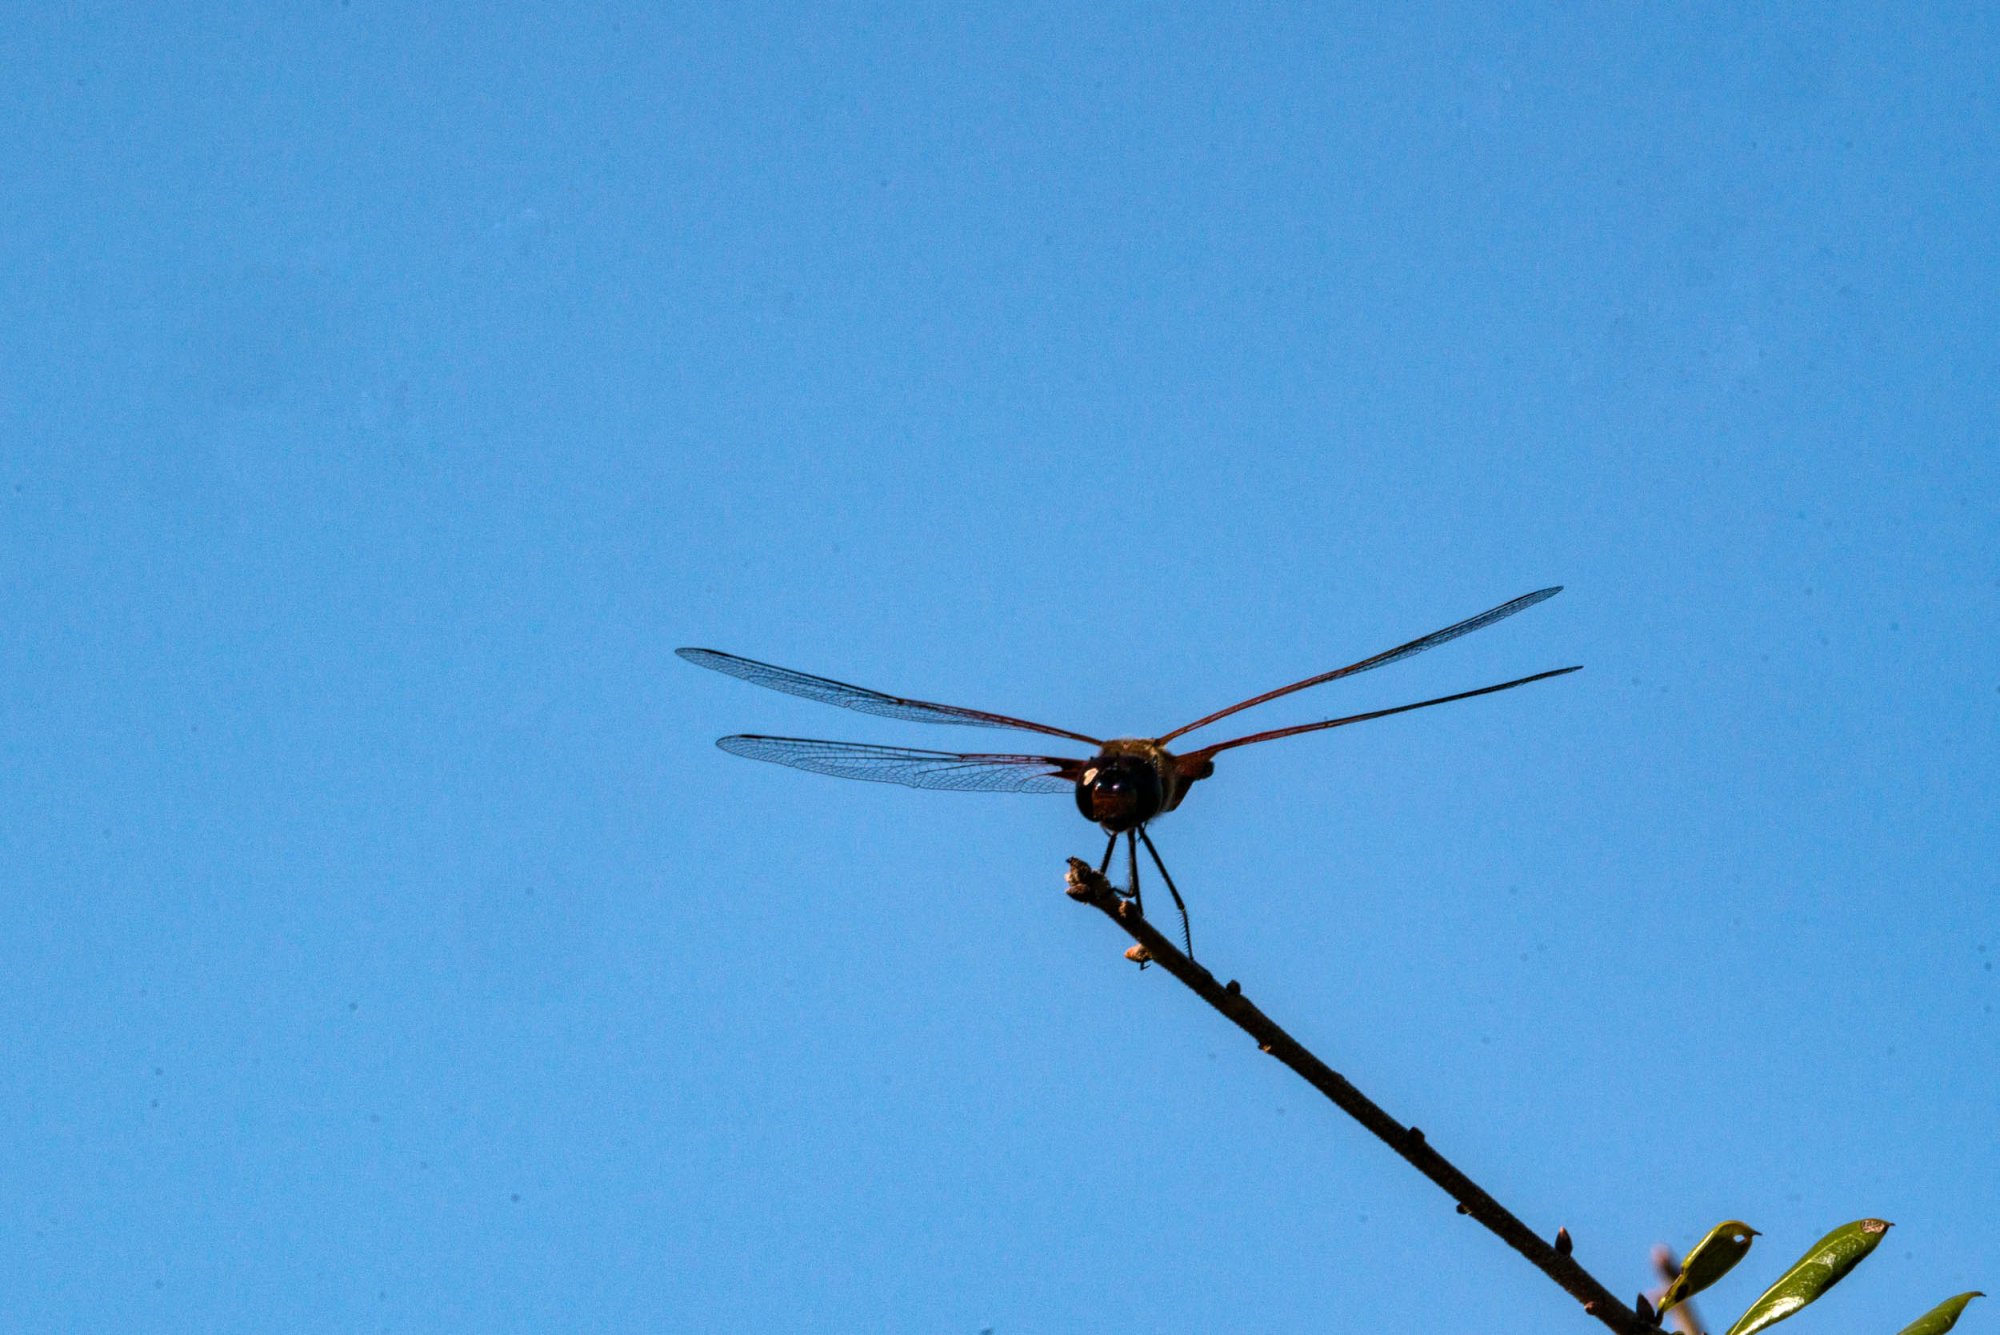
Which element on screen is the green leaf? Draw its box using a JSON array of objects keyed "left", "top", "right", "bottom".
[
  {"left": 1721, "top": 1218, "right": 1892, "bottom": 1335},
  {"left": 1895, "top": 1291, "right": 1985, "bottom": 1335},
  {"left": 1658, "top": 1219, "right": 1759, "bottom": 1317}
]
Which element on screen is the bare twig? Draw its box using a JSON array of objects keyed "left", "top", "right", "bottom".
[{"left": 1065, "top": 858, "right": 1653, "bottom": 1335}]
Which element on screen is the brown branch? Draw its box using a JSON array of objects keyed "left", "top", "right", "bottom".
[{"left": 1064, "top": 858, "right": 1654, "bottom": 1335}]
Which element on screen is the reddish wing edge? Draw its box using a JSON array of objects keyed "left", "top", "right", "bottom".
[
  {"left": 1158, "top": 587, "right": 1564, "bottom": 744},
  {"left": 1180, "top": 665, "right": 1582, "bottom": 762},
  {"left": 678, "top": 647, "right": 1102, "bottom": 746}
]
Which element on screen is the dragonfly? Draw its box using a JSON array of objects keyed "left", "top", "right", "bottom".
[{"left": 680, "top": 587, "right": 1579, "bottom": 961}]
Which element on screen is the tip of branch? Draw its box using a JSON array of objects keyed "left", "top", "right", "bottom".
[
  {"left": 1224, "top": 979, "right": 1241, "bottom": 996},
  {"left": 1555, "top": 1227, "right": 1573, "bottom": 1257},
  {"left": 1064, "top": 858, "right": 1111, "bottom": 902}
]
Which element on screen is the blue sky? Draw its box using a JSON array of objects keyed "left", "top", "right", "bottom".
[{"left": 2, "top": 5, "right": 1995, "bottom": 1332}]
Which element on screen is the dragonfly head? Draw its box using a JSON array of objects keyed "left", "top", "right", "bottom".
[{"left": 1075, "top": 746, "right": 1166, "bottom": 832}]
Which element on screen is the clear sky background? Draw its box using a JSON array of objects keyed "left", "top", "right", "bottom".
[{"left": 3, "top": 5, "right": 1995, "bottom": 1333}]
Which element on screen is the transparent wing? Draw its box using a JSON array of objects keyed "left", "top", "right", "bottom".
[
  {"left": 678, "top": 648, "right": 1100, "bottom": 745},
  {"left": 1160, "top": 587, "right": 1564, "bottom": 742},
  {"left": 1183, "top": 666, "right": 1582, "bottom": 761},
  {"left": 716, "top": 735, "right": 1084, "bottom": 793}
]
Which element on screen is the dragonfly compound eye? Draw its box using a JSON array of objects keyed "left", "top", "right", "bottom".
[{"left": 1075, "top": 756, "right": 1164, "bottom": 831}]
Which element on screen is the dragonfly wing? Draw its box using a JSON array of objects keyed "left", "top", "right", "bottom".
[
  {"left": 678, "top": 648, "right": 1100, "bottom": 745},
  {"left": 1159, "top": 587, "right": 1564, "bottom": 742},
  {"left": 716, "top": 735, "right": 1084, "bottom": 793},
  {"left": 1184, "top": 665, "right": 1582, "bottom": 760},
  {"left": 1336, "top": 586, "right": 1565, "bottom": 677}
]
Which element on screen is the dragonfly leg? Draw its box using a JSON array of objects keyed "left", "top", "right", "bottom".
[
  {"left": 1126, "top": 829, "right": 1144, "bottom": 917},
  {"left": 1125, "top": 829, "right": 1152, "bottom": 969},
  {"left": 1138, "top": 827, "right": 1192, "bottom": 961},
  {"left": 1097, "top": 830, "right": 1118, "bottom": 876}
]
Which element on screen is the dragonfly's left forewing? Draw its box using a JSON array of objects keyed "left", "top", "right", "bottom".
[{"left": 677, "top": 648, "right": 1101, "bottom": 745}]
